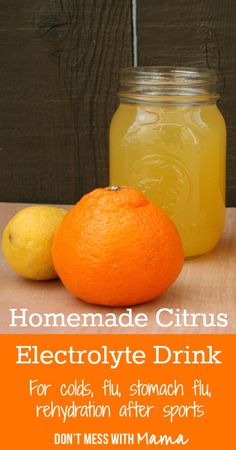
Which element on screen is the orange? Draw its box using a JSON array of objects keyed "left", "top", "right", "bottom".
[{"left": 52, "top": 186, "right": 184, "bottom": 306}]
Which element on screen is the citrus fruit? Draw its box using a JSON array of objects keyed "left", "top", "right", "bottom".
[
  {"left": 52, "top": 186, "right": 184, "bottom": 306},
  {"left": 2, "top": 205, "right": 67, "bottom": 280}
]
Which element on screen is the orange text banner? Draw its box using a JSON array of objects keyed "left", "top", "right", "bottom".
[{"left": 0, "top": 334, "right": 235, "bottom": 449}]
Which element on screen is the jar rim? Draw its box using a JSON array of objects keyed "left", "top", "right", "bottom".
[
  {"left": 120, "top": 66, "right": 218, "bottom": 86},
  {"left": 119, "top": 66, "right": 219, "bottom": 104}
]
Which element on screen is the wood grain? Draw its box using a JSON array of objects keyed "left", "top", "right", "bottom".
[
  {"left": 137, "top": 0, "right": 236, "bottom": 206},
  {"left": 0, "top": 0, "right": 132, "bottom": 204},
  {"left": 0, "top": 203, "right": 235, "bottom": 334}
]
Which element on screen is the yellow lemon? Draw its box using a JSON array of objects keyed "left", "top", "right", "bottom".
[{"left": 2, "top": 206, "right": 67, "bottom": 280}]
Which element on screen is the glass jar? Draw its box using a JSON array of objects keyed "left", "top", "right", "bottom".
[{"left": 109, "top": 67, "right": 226, "bottom": 258}]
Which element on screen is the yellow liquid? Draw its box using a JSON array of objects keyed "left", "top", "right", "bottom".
[{"left": 110, "top": 102, "right": 226, "bottom": 257}]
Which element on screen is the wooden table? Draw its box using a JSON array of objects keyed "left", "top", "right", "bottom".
[{"left": 0, "top": 203, "right": 235, "bottom": 334}]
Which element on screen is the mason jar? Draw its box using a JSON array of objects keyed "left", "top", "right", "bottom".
[{"left": 109, "top": 67, "right": 226, "bottom": 258}]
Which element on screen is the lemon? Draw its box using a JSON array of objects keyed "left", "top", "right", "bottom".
[{"left": 2, "top": 206, "right": 67, "bottom": 280}]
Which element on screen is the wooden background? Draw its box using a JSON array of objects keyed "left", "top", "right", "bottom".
[{"left": 0, "top": 0, "right": 235, "bottom": 205}]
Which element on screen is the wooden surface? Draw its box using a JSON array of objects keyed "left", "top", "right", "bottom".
[
  {"left": 0, "top": 1, "right": 236, "bottom": 206},
  {"left": 0, "top": 203, "right": 235, "bottom": 334},
  {"left": 0, "top": 0, "right": 132, "bottom": 204},
  {"left": 137, "top": 0, "right": 236, "bottom": 206}
]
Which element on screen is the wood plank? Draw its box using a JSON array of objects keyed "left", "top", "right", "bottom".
[
  {"left": 137, "top": 0, "right": 236, "bottom": 206},
  {"left": 0, "top": 203, "right": 235, "bottom": 334},
  {"left": 0, "top": 0, "right": 132, "bottom": 204}
]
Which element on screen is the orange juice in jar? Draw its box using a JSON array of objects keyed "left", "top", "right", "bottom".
[{"left": 109, "top": 67, "right": 226, "bottom": 258}]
